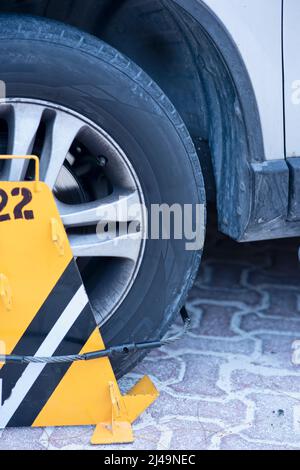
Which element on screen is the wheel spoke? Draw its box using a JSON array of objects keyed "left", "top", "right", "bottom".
[
  {"left": 69, "top": 230, "right": 142, "bottom": 260},
  {"left": 6, "top": 104, "right": 43, "bottom": 180},
  {"left": 40, "top": 112, "right": 83, "bottom": 188},
  {"left": 57, "top": 189, "right": 141, "bottom": 227}
]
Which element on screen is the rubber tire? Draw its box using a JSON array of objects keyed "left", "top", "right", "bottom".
[{"left": 0, "top": 14, "right": 206, "bottom": 377}]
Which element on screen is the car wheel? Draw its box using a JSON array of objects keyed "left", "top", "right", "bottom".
[{"left": 0, "top": 14, "right": 206, "bottom": 376}]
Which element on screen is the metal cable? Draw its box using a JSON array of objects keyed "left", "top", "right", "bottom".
[{"left": 0, "top": 307, "right": 190, "bottom": 365}]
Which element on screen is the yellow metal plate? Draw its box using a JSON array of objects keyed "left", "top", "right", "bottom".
[{"left": 0, "top": 156, "right": 159, "bottom": 444}]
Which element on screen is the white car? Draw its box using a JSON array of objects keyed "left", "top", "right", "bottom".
[{"left": 0, "top": 0, "right": 297, "bottom": 376}]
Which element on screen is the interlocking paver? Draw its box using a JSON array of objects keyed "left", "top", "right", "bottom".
[
  {"left": 220, "top": 435, "right": 297, "bottom": 450},
  {"left": 252, "top": 333, "right": 299, "bottom": 371},
  {"left": 231, "top": 369, "right": 300, "bottom": 394},
  {"left": 165, "top": 419, "right": 222, "bottom": 451},
  {"left": 190, "top": 304, "right": 241, "bottom": 337},
  {"left": 240, "top": 313, "right": 300, "bottom": 335},
  {"left": 148, "top": 391, "right": 247, "bottom": 427},
  {"left": 242, "top": 393, "right": 300, "bottom": 444},
  {"left": 169, "top": 354, "right": 227, "bottom": 398}
]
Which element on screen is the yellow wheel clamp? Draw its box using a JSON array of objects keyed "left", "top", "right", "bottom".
[{"left": 0, "top": 155, "right": 160, "bottom": 445}]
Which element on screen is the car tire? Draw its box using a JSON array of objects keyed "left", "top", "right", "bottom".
[{"left": 0, "top": 14, "right": 206, "bottom": 377}]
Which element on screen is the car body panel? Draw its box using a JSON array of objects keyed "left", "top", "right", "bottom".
[
  {"left": 200, "top": 0, "right": 284, "bottom": 161},
  {"left": 172, "top": 0, "right": 299, "bottom": 240},
  {"left": 283, "top": 0, "right": 300, "bottom": 158}
]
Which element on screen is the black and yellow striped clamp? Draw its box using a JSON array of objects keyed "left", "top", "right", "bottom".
[{"left": 0, "top": 156, "right": 158, "bottom": 445}]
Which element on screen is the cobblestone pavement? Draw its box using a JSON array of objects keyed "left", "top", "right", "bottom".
[{"left": 2, "top": 233, "right": 300, "bottom": 450}]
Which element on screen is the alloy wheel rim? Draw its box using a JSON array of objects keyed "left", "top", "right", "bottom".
[{"left": 0, "top": 98, "right": 146, "bottom": 324}]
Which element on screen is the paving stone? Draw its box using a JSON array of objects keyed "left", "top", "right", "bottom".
[
  {"left": 242, "top": 393, "right": 300, "bottom": 445},
  {"left": 195, "top": 304, "right": 240, "bottom": 338},
  {"left": 0, "top": 428, "right": 45, "bottom": 450},
  {"left": 43, "top": 426, "right": 93, "bottom": 450},
  {"left": 133, "top": 353, "right": 183, "bottom": 384},
  {"left": 197, "top": 262, "right": 250, "bottom": 289},
  {"left": 189, "top": 285, "right": 262, "bottom": 308},
  {"left": 231, "top": 369, "right": 300, "bottom": 395},
  {"left": 169, "top": 354, "right": 227, "bottom": 397},
  {"left": 260, "top": 286, "right": 300, "bottom": 318},
  {"left": 182, "top": 335, "right": 256, "bottom": 356},
  {"left": 220, "top": 434, "right": 296, "bottom": 450},
  {"left": 258, "top": 334, "right": 300, "bottom": 370},
  {"left": 150, "top": 391, "right": 247, "bottom": 427},
  {"left": 248, "top": 267, "right": 300, "bottom": 289},
  {"left": 240, "top": 313, "right": 300, "bottom": 334},
  {"left": 128, "top": 426, "right": 163, "bottom": 451},
  {"left": 166, "top": 419, "right": 222, "bottom": 450}
]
